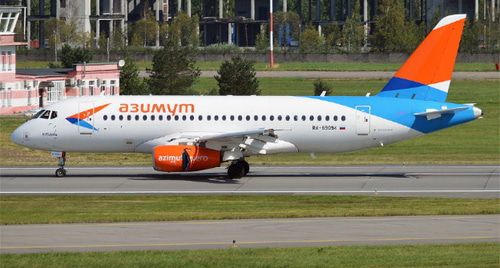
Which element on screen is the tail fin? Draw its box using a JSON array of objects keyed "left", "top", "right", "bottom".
[{"left": 377, "top": 14, "right": 466, "bottom": 102}]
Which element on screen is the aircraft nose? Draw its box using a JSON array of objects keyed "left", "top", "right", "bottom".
[
  {"left": 473, "top": 107, "right": 483, "bottom": 118},
  {"left": 11, "top": 126, "right": 24, "bottom": 145}
]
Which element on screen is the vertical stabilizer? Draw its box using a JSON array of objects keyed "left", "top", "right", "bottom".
[{"left": 377, "top": 14, "right": 466, "bottom": 102}]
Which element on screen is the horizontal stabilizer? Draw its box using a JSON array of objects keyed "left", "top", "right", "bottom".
[{"left": 414, "top": 106, "right": 468, "bottom": 120}]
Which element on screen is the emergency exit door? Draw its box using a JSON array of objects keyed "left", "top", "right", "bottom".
[{"left": 355, "top": 106, "right": 371, "bottom": 135}]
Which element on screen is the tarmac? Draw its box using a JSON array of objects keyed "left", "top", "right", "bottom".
[
  {"left": 1, "top": 166, "right": 498, "bottom": 198},
  {"left": 1, "top": 215, "right": 498, "bottom": 253}
]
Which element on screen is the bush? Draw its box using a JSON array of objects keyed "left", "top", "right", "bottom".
[
  {"left": 60, "top": 44, "right": 93, "bottom": 68},
  {"left": 148, "top": 40, "right": 200, "bottom": 95},
  {"left": 200, "top": 44, "right": 242, "bottom": 54},
  {"left": 119, "top": 56, "right": 149, "bottom": 95},
  {"left": 215, "top": 56, "right": 260, "bottom": 95},
  {"left": 299, "top": 26, "right": 324, "bottom": 53},
  {"left": 313, "top": 79, "right": 332, "bottom": 96}
]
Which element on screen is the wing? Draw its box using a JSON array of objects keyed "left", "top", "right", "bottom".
[{"left": 135, "top": 128, "right": 298, "bottom": 158}]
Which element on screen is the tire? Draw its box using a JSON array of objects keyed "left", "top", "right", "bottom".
[
  {"left": 239, "top": 160, "right": 250, "bottom": 175},
  {"left": 227, "top": 163, "right": 245, "bottom": 179},
  {"left": 55, "top": 168, "right": 66, "bottom": 177}
]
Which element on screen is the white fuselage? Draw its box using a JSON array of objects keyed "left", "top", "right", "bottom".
[{"left": 11, "top": 95, "right": 434, "bottom": 156}]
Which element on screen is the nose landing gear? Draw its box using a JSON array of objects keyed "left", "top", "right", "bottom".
[
  {"left": 227, "top": 159, "right": 249, "bottom": 179},
  {"left": 54, "top": 152, "right": 67, "bottom": 177}
]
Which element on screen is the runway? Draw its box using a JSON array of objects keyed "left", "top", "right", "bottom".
[
  {"left": 1, "top": 166, "right": 499, "bottom": 198},
  {"left": 0, "top": 215, "right": 498, "bottom": 253}
]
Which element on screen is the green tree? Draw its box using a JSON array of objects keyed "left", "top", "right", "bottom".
[
  {"left": 255, "top": 27, "right": 269, "bottom": 53},
  {"left": 313, "top": 79, "right": 332, "bottom": 96},
  {"left": 130, "top": 17, "right": 158, "bottom": 47},
  {"left": 215, "top": 56, "right": 260, "bottom": 96},
  {"left": 341, "top": 0, "right": 365, "bottom": 53},
  {"left": 300, "top": 25, "right": 324, "bottom": 53},
  {"left": 44, "top": 18, "right": 76, "bottom": 48},
  {"left": 323, "top": 24, "right": 342, "bottom": 53},
  {"left": 60, "top": 44, "right": 93, "bottom": 68},
  {"left": 119, "top": 57, "right": 149, "bottom": 95},
  {"left": 370, "top": 0, "right": 404, "bottom": 52},
  {"left": 148, "top": 40, "right": 200, "bottom": 95},
  {"left": 169, "top": 12, "right": 199, "bottom": 47}
]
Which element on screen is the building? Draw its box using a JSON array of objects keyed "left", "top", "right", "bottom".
[
  {"left": 0, "top": 6, "right": 120, "bottom": 115},
  {"left": 7, "top": 0, "right": 497, "bottom": 48}
]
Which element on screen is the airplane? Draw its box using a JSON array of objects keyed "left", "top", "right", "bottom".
[{"left": 11, "top": 14, "right": 483, "bottom": 179}]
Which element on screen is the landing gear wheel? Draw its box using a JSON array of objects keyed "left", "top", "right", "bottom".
[
  {"left": 227, "top": 162, "right": 245, "bottom": 179},
  {"left": 239, "top": 160, "right": 250, "bottom": 175},
  {"left": 54, "top": 152, "right": 67, "bottom": 177},
  {"left": 55, "top": 168, "right": 66, "bottom": 177}
]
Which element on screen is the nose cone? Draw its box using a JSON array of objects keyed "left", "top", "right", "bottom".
[
  {"left": 11, "top": 126, "right": 24, "bottom": 146},
  {"left": 473, "top": 107, "right": 483, "bottom": 119}
]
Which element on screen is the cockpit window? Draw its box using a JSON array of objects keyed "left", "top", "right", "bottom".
[
  {"left": 32, "top": 110, "right": 45, "bottom": 119},
  {"left": 40, "top": 110, "right": 51, "bottom": 119},
  {"left": 50, "top": 111, "right": 58, "bottom": 119}
]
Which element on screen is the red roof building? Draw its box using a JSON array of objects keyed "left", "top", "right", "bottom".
[{"left": 0, "top": 6, "right": 120, "bottom": 115}]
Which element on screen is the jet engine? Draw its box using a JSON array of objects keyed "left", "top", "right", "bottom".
[{"left": 153, "top": 145, "right": 221, "bottom": 172}]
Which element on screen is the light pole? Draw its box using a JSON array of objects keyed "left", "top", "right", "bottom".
[{"left": 269, "top": 0, "right": 274, "bottom": 68}]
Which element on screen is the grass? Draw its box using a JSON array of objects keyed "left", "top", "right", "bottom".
[
  {"left": 0, "top": 195, "right": 498, "bottom": 225},
  {"left": 16, "top": 60, "right": 500, "bottom": 72},
  {"left": 1, "top": 79, "right": 498, "bottom": 166},
  {"left": 1, "top": 243, "right": 499, "bottom": 267}
]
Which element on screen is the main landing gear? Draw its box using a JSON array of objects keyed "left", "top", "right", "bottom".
[
  {"left": 227, "top": 159, "right": 249, "bottom": 179},
  {"left": 55, "top": 152, "right": 67, "bottom": 177}
]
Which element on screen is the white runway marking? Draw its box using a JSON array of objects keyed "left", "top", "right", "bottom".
[{"left": 2, "top": 190, "right": 499, "bottom": 194}]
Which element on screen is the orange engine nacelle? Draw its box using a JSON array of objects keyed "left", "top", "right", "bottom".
[{"left": 153, "top": 145, "right": 221, "bottom": 172}]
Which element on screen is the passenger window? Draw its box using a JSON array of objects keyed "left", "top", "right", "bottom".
[
  {"left": 119, "top": 115, "right": 124, "bottom": 121},
  {"left": 142, "top": 115, "right": 147, "bottom": 121},
  {"left": 207, "top": 115, "right": 211, "bottom": 121},
  {"left": 151, "top": 115, "right": 155, "bottom": 121},
  {"left": 246, "top": 115, "right": 250, "bottom": 121},
  {"left": 174, "top": 115, "right": 179, "bottom": 121},
  {"left": 50, "top": 111, "right": 58, "bottom": 119},
  {"left": 270, "top": 115, "right": 274, "bottom": 121},
  {"left": 182, "top": 115, "right": 187, "bottom": 121},
  {"left": 317, "top": 115, "right": 322, "bottom": 121},
  {"left": 198, "top": 115, "right": 203, "bottom": 121},
  {"left": 103, "top": 115, "right": 108, "bottom": 121},
  {"left": 135, "top": 115, "right": 139, "bottom": 121},
  {"left": 167, "top": 115, "right": 172, "bottom": 121},
  {"left": 285, "top": 115, "right": 290, "bottom": 121},
  {"left": 40, "top": 110, "right": 51, "bottom": 119},
  {"left": 309, "top": 115, "right": 314, "bottom": 121},
  {"left": 159, "top": 115, "right": 163, "bottom": 121},
  {"left": 238, "top": 115, "right": 243, "bottom": 121},
  {"left": 214, "top": 115, "right": 219, "bottom": 121},
  {"left": 334, "top": 115, "right": 338, "bottom": 121},
  {"left": 325, "top": 115, "right": 330, "bottom": 121},
  {"left": 294, "top": 115, "right": 298, "bottom": 121},
  {"left": 190, "top": 115, "right": 194, "bottom": 121},
  {"left": 341, "top": 116, "right": 346, "bottom": 121},
  {"left": 301, "top": 115, "right": 306, "bottom": 121},
  {"left": 262, "top": 115, "right": 266, "bottom": 121},
  {"left": 254, "top": 115, "right": 258, "bottom": 121},
  {"left": 277, "top": 115, "right": 282, "bottom": 121},
  {"left": 222, "top": 115, "right": 227, "bottom": 121},
  {"left": 111, "top": 115, "right": 116, "bottom": 121},
  {"left": 230, "top": 115, "right": 235, "bottom": 121}
]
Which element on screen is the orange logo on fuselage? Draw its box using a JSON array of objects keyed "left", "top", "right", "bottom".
[{"left": 119, "top": 103, "right": 195, "bottom": 116}]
